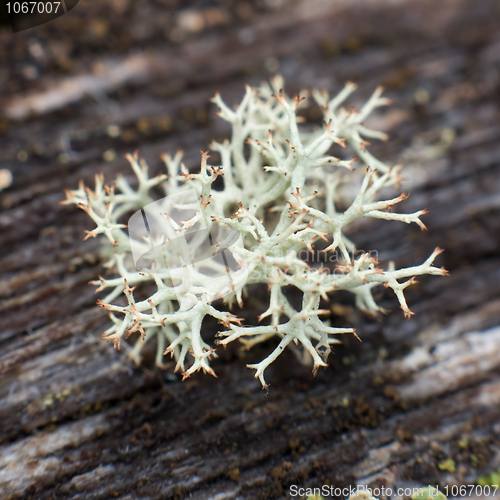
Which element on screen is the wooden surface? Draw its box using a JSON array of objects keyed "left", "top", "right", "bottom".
[{"left": 1, "top": 0, "right": 500, "bottom": 498}]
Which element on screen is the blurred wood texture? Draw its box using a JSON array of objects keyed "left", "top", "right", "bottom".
[{"left": 1, "top": 0, "right": 500, "bottom": 498}]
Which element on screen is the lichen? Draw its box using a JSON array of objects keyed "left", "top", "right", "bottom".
[{"left": 63, "top": 76, "right": 446, "bottom": 387}]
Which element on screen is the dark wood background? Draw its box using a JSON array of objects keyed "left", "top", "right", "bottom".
[{"left": 1, "top": 0, "right": 500, "bottom": 498}]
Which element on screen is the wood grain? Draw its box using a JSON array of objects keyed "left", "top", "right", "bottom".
[{"left": 1, "top": 0, "right": 500, "bottom": 498}]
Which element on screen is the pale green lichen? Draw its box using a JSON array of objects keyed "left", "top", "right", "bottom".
[{"left": 63, "top": 76, "right": 446, "bottom": 387}]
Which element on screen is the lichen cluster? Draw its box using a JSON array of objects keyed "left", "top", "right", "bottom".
[{"left": 63, "top": 76, "right": 446, "bottom": 387}]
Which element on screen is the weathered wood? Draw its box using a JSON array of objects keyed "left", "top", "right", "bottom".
[{"left": 1, "top": 0, "right": 500, "bottom": 498}]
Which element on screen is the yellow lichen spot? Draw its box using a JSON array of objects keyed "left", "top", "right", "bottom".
[{"left": 438, "top": 458, "right": 456, "bottom": 472}]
